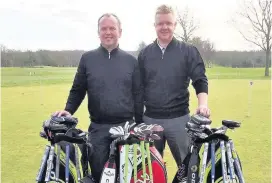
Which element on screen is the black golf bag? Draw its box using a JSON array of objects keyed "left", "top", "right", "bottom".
[
  {"left": 172, "top": 114, "right": 245, "bottom": 183},
  {"left": 36, "top": 116, "right": 94, "bottom": 183}
]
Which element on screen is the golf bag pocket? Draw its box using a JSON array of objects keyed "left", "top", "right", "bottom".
[{"left": 118, "top": 139, "right": 167, "bottom": 183}]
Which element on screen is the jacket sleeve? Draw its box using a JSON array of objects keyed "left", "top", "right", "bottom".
[
  {"left": 187, "top": 45, "right": 208, "bottom": 95},
  {"left": 64, "top": 54, "right": 87, "bottom": 115},
  {"left": 132, "top": 53, "right": 145, "bottom": 124}
]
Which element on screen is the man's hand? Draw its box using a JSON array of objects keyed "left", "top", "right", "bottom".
[
  {"left": 52, "top": 110, "right": 72, "bottom": 117},
  {"left": 195, "top": 105, "right": 211, "bottom": 118}
]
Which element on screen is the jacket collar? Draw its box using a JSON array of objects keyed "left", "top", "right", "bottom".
[
  {"left": 154, "top": 36, "right": 178, "bottom": 50},
  {"left": 99, "top": 44, "right": 120, "bottom": 55}
]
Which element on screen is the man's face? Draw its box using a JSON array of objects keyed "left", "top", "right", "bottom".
[
  {"left": 98, "top": 16, "right": 122, "bottom": 49},
  {"left": 154, "top": 13, "right": 176, "bottom": 42}
]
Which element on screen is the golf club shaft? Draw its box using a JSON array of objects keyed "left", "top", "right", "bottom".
[
  {"left": 124, "top": 144, "right": 129, "bottom": 183},
  {"left": 65, "top": 144, "right": 70, "bottom": 183},
  {"left": 140, "top": 141, "right": 146, "bottom": 182},
  {"left": 199, "top": 143, "right": 209, "bottom": 183},
  {"left": 36, "top": 145, "right": 50, "bottom": 181},
  {"left": 230, "top": 140, "right": 245, "bottom": 183},
  {"left": 75, "top": 144, "right": 81, "bottom": 181},
  {"left": 45, "top": 145, "right": 55, "bottom": 182},
  {"left": 55, "top": 144, "right": 60, "bottom": 182},
  {"left": 133, "top": 144, "right": 137, "bottom": 182},
  {"left": 145, "top": 142, "right": 153, "bottom": 183},
  {"left": 226, "top": 141, "right": 235, "bottom": 182},
  {"left": 211, "top": 141, "right": 215, "bottom": 183},
  {"left": 220, "top": 141, "right": 228, "bottom": 183}
]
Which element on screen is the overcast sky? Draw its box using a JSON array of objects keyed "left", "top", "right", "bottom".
[{"left": 0, "top": 0, "right": 260, "bottom": 51}]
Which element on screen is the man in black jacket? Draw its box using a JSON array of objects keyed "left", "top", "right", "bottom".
[
  {"left": 53, "top": 13, "right": 143, "bottom": 182},
  {"left": 138, "top": 4, "right": 210, "bottom": 167}
]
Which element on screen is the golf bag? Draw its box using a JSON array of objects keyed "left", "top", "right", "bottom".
[
  {"left": 172, "top": 114, "right": 245, "bottom": 183},
  {"left": 36, "top": 116, "right": 93, "bottom": 183},
  {"left": 172, "top": 140, "right": 243, "bottom": 183},
  {"left": 117, "top": 138, "right": 168, "bottom": 183},
  {"left": 36, "top": 141, "right": 91, "bottom": 183}
]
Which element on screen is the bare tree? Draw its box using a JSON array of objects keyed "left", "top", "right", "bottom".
[
  {"left": 174, "top": 6, "right": 199, "bottom": 43},
  {"left": 232, "top": 0, "right": 271, "bottom": 76}
]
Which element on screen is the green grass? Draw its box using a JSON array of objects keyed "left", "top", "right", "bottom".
[
  {"left": 1, "top": 66, "right": 271, "bottom": 87},
  {"left": 1, "top": 67, "right": 271, "bottom": 183}
]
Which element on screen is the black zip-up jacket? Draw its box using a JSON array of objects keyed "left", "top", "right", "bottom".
[
  {"left": 138, "top": 37, "right": 208, "bottom": 119},
  {"left": 65, "top": 45, "right": 144, "bottom": 124}
]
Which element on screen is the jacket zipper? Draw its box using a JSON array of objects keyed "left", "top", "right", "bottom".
[
  {"left": 108, "top": 52, "right": 111, "bottom": 59},
  {"left": 161, "top": 48, "right": 165, "bottom": 59}
]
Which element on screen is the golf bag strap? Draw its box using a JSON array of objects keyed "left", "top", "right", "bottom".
[{"left": 187, "top": 145, "right": 200, "bottom": 182}]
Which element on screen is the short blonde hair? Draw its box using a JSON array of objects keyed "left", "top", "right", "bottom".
[{"left": 155, "top": 4, "right": 175, "bottom": 16}]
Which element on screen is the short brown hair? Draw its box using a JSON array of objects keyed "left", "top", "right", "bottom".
[
  {"left": 97, "top": 13, "right": 122, "bottom": 29},
  {"left": 155, "top": 4, "right": 175, "bottom": 16}
]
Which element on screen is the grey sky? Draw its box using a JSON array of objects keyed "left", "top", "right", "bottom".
[{"left": 0, "top": 0, "right": 260, "bottom": 51}]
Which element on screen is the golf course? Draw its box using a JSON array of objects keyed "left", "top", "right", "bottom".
[{"left": 1, "top": 66, "right": 271, "bottom": 183}]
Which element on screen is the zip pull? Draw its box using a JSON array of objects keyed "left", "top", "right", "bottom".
[
  {"left": 108, "top": 52, "right": 111, "bottom": 59},
  {"left": 161, "top": 48, "right": 165, "bottom": 59}
]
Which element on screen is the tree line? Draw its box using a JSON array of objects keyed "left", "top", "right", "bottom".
[
  {"left": 1, "top": 44, "right": 267, "bottom": 68},
  {"left": 1, "top": 0, "right": 271, "bottom": 76}
]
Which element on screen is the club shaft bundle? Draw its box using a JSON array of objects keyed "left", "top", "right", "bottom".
[
  {"left": 120, "top": 141, "right": 153, "bottom": 183},
  {"left": 197, "top": 139, "right": 245, "bottom": 183}
]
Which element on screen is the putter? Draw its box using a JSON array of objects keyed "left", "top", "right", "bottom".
[
  {"left": 230, "top": 140, "right": 245, "bottom": 183},
  {"left": 199, "top": 143, "right": 209, "bottom": 183},
  {"left": 45, "top": 145, "right": 55, "bottom": 182},
  {"left": 220, "top": 141, "right": 228, "bottom": 183},
  {"left": 36, "top": 145, "right": 50, "bottom": 182},
  {"left": 226, "top": 141, "right": 235, "bottom": 182},
  {"left": 65, "top": 144, "right": 70, "bottom": 183},
  {"left": 55, "top": 144, "right": 60, "bottom": 182},
  {"left": 211, "top": 141, "right": 215, "bottom": 183}
]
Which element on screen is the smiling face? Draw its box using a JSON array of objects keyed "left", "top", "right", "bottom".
[
  {"left": 154, "top": 5, "right": 177, "bottom": 43},
  {"left": 98, "top": 14, "right": 122, "bottom": 50}
]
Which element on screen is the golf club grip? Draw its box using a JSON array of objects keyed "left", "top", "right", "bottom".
[
  {"left": 36, "top": 145, "right": 50, "bottom": 181},
  {"left": 45, "top": 145, "right": 55, "bottom": 182},
  {"left": 65, "top": 144, "right": 70, "bottom": 183}
]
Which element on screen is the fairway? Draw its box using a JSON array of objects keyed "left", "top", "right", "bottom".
[{"left": 1, "top": 67, "right": 271, "bottom": 183}]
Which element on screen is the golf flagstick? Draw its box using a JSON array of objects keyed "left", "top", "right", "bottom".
[{"left": 36, "top": 145, "right": 50, "bottom": 182}]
